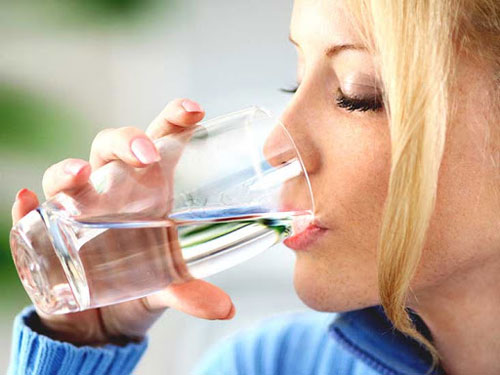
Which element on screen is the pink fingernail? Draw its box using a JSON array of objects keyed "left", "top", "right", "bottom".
[
  {"left": 16, "top": 188, "right": 30, "bottom": 201},
  {"left": 131, "top": 138, "right": 161, "bottom": 164},
  {"left": 182, "top": 99, "right": 203, "bottom": 113},
  {"left": 64, "top": 160, "right": 88, "bottom": 176}
]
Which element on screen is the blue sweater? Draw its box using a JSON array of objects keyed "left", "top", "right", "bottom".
[{"left": 8, "top": 306, "right": 443, "bottom": 375}]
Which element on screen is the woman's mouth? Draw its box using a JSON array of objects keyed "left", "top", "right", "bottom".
[{"left": 284, "top": 216, "right": 328, "bottom": 251}]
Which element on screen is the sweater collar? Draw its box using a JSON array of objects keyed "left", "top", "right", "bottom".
[{"left": 328, "top": 306, "right": 445, "bottom": 375}]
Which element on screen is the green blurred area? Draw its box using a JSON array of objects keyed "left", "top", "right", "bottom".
[
  {"left": 2, "top": 0, "right": 177, "bottom": 30},
  {"left": 0, "top": 83, "right": 92, "bottom": 311},
  {"left": 0, "top": 85, "right": 89, "bottom": 159},
  {"left": 0, "top": 216, "right": 30, "bottom": 313}
]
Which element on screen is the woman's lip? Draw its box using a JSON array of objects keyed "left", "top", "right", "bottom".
[{"left": 284, "top": 222, "right": 328, "bottom": 251}]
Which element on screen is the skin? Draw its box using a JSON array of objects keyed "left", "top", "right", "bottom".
[{"left": 11, "top": 0, "right": 499, "bottom": 373}]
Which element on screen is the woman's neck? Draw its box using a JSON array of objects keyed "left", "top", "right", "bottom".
[{"left": 412, "top": 257, "right": 500, "bottom": 375}]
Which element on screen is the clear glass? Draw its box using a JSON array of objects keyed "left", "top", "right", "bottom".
[{"left": 10, "top": 107, "right": 314, "bottom": 314}]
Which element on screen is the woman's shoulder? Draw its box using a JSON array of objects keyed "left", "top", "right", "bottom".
[{"left": 192, "top": 311, "right": 379, "bottom": 375}]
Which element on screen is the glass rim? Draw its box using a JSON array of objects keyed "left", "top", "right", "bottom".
[{"left": 173, "top": 105, "right": 315, "bottom": 215}]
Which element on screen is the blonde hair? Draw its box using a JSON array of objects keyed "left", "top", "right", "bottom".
[{"left": 345, "top": 0, "right": 500, "bottom": 368}]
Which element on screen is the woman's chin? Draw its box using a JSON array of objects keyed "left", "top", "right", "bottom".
[
  {"left": 292, "top": 258, "right": 379, "bottom": 313},
  {"left": 291, "top": 262, "right": 338, "bottom": 311}
]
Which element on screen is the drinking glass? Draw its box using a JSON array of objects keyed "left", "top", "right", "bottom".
[{"left": 10, "top": 106, "right": 314, "bottom": 314}]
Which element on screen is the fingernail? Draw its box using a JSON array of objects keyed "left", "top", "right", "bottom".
[
  {"left": 16, "top": 188, "right": 30, "bottom": 201},
  {"left": 182, "top": 99, "right": 203, "bottom": 113},
  {"left": 64, "top": 160, "right": 88, "bottom": 176},
  {"left": 131, "top": 138, "right": 161, "bottom": 164}
]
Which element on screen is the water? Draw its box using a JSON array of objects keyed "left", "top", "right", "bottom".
[{"left": 38, "top": 207, "right": 311, "bottom": 314}]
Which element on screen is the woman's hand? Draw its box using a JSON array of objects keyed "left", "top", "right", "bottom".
[{"left": 11, "top": 98, "right": 236, "bottom": 346}]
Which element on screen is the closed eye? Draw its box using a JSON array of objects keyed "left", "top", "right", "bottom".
[
  {"left": 280, "top": 84, "right": 383, "bottom": 113},
  {"left": 280, "top": 84, "right": 299, "bottom": 94},
  {"left": 335, "top": 88, "right": 383, "bottom": 112}
]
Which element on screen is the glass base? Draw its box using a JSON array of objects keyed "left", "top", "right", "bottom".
[{"left": 10, "top": 210, "right": 80, "bottom": 314}]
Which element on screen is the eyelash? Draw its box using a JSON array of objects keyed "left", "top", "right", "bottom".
[{"left": 280, "top": 84, "right": 383, "bottom": 113}]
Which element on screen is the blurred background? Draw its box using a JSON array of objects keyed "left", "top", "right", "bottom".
[{"left": 0, "top": 0, "right": 312, "bottom": 374}]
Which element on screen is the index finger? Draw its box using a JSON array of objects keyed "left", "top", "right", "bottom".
[{"left": 146, "top": 98, "right": 205, "bottom": 139}]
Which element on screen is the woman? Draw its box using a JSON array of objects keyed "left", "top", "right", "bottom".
[{"left": 8, "top": 0, "right": 499, "bottom": 374}]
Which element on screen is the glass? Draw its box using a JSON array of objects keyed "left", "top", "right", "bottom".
[{"left": 10, "top": 106, "right": 314, "bottom": 314}]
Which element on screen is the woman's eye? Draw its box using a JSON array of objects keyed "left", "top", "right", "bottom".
[
  {"left": 280, "top": 84, "right": 383, "bottom": 113},
  {"left": 335, "top": 88, "right": 383, "bottom": 113},
  {"left": 280, "top": 84, "right": 299, "bottom": 94}
]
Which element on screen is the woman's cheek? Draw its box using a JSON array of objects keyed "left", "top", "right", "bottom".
[
  {"left": 291, "top": 119, "right": 390, "bottom": 312},
  {"left": 318, "top": 123, "right": 390, "bottom": 230}
]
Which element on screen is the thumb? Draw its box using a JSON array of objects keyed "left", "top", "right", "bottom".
[{"left": 144, "top": 279, "right": 235, "bottom": 320}]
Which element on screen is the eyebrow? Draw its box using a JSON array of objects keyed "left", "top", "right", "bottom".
[{"left": 288, "top": 34, "right": 366, "bottom": 57}]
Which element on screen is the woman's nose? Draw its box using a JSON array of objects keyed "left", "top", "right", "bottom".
[
  {"left": 263, "top": 108, "right": 320, "bottom": 175},
  {"left": 263, "top": 124, "right": 297, "bottom": 167},
  {"left": 262, "top": 107, "right": 319, "bottom": 214}
]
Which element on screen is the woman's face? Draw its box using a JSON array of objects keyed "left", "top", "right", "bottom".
[{"left": 284, "top": 0, "right": 499, "bottom": 312}]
